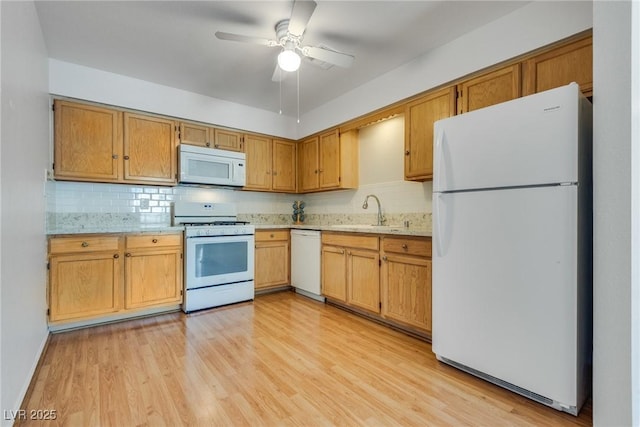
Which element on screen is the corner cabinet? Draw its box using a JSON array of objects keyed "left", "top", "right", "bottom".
[
  {"left": 298, "top": 129, "right": 358, "bottom": 193},
  {"left": 244, "top": 136, "right": 297, "bottom": 193},
  {"left": 404, "top": 87, "right": 457, "bottom": 181},
  {"left": 254, "top": 230, "right": 290, "bottom": 291},
  {"left": 54, "top": 100, "right": 177, "bottom": 186},
  {"left": 48, "top": 232, "right": 183, "bottom": 327}
]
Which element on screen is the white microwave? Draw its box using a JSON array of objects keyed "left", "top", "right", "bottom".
[{"left": 179, "top": 144, "right": 246, "bottom": 187}]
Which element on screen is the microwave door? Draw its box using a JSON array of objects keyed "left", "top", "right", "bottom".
[{"left": 181, "top": 153, "right": 233, "bottom": 185}]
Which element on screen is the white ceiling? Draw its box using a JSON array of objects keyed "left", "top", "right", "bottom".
[{"left": 35, "top": 1, "right": 528, "bottom": 118}]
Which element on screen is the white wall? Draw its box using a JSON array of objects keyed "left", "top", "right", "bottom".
[
  {"left": 593, "top": 1, "right": 639, "bottom": 426},
  {"left": 299, "top": 1, "right": 593, "bottom": 137},
  {"left": 0, "top": 1, "right": 50, "bottom": 424}
]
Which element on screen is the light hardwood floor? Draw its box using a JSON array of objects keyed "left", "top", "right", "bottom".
[{"left": 20, "top": 291, "right": 592, "bottom": 426}]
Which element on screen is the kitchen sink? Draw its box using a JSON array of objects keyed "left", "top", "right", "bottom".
[{"left": 330, "top": 224, "right": 404, "bottom": 232}]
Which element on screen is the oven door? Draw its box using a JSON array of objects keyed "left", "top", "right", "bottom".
[{"left": 185, "top": 234, "right": 254, "bottom": 289}]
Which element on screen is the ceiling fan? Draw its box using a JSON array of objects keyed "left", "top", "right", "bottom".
[{"left": 215, "top": 0, "right": 355, "bottom": 82}]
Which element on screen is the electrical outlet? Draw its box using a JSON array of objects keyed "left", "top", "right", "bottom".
[{"left": 140, "top": 199, "right": 150, "bottom": 210}]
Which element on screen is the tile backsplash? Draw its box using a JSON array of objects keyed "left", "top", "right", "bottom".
[{"left": 46, "top": 180, "right": 432, "bottom": 230}]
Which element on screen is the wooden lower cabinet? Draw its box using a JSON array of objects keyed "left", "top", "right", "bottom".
[
  {"left": 124, "top": 234, "right": 183, "bottom": 309},
  {"left": 255, "top": 230, "right": 290, "bottom": 291},
  {"left": 48, "top": 232, "right": 183, "bottom": 325},
  {"left": 321, "top": 232, "right": 433, "bottom": 337},
  {"left": 321, "top": 233, "right": 380, "bottom": 314},
  {"left": 381, "top": 236, "right": 432, "bottom": 334}
]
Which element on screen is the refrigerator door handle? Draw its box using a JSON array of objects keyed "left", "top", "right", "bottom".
[
  {"left": 434, "top": 193, "right": 445, "bottom": 257},
  {"left": 434, "top": 129, "right": 447, "bottom": 190}
]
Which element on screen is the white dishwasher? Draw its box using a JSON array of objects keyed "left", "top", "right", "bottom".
[{"left": 290, "top": 229, "right": 324, "bottom": 302}]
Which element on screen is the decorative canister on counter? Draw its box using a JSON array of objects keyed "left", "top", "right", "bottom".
[{"left": 292, "top": 201, "right": 305, "bottom": 225}]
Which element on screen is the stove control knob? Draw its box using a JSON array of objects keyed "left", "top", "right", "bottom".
[{"left": 234, "top": 229, "right": 240, "bottom": 234}]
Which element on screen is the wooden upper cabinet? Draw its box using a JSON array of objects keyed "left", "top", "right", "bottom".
[
  {"left": 457, "top": 64, "right": 521, "bottom": 114},
  {"left": 53, "top": 100, "right": 122, "bottom": 182},
  {"left": 404, "top": 87, "right": 457, "bottom": 181},
  {"left": 272, "top": 139, "right": 297, "bottom": 192},
  {"left": 244, "top": 134, "right": 273, "bottom": 191},
  {"left": 297, "top": 130, "right": 358, "bottom": 193},
  {"left": 214, "top": 128, "right": 243, "bottom": 152},
  {"left": 298, "top": 136, "right": 320, "bottom": 192},
  {"left": 523, "top": 35, "right": 593, "bottom": 97},
  {"left": 123, "top": 113, "right": 177, "bottom": 184},
  {"left": 179, "top": 122, "right": 212, "bottom": 147}
]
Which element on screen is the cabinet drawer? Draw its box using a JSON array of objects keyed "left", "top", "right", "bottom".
[
  {"left": 50, "top": 236, "right": 121, "bottom": 254},
  {"left": 322, "top": 232, "right": 379, "bottom": 251},
  {"left": 126, "top": 233, "right": 182, "bottom": 249},
  {"left": 382, "top": 237, "right": 431, "bottom": 257},
  {"left": 255, "top": 229, "right": 290, "bottom": 242}
]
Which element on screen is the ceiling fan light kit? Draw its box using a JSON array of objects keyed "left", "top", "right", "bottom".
[{"left": 278, "top": 40, "right": 301, "bottom": 72}]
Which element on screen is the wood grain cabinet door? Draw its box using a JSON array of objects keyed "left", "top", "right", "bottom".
[
  {"left": 124, "top": 249, "right": 182, "bottom": 309},
  {"left": 49, "top": 252, "right": 122, "bottom": 322},
  {"left": 381, "top": 254, "right": 432, "bottom": 334},
  {"left": 53, "top": 100, "right": 122, "bottom": 182},
  {"left": 255, "top": 241, "right": 290, "bottom": 290},
  {"left": 244, "top": 134, "right": 273, "bottom": 191},
  {"left": 123, "top": 113, "right": 176, "bottom": 184},
  {"left": 319, "top": 130, "right": 341, "bottom": 189},
  {"left": 522, "top": 35, "right": 593, "bottom": 97},
  {"left": 457, "top": 64, "right": 521, "bottom": 114},
  {"left": 321, "top": 245, "right": 347, "bottom": 302},
  {"left": 179, "top": 122, "right": 212, "bottom": 147},
  {"left": 213, "top": 128, "right": 243, "bottom": 152},
  {"left": 404, "top": 87, "right": 457, "bottom": 181},
  {"left": 272, "top": 139, "right": 297, "bottom": 192},
  {"left": 298, "top": 136, "right": 320, "bottom": 192},
  {"left": 347, "top": 249, "right": 381, "bottom": 314}
]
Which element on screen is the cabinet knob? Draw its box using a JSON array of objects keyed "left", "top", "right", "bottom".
[
  {"left": 270, "top": 234, "right": 274, "bottom": 238},
  {"left": 81, "top": 241, "right": 89, "bottom": 247},
  {"left": 402, "top": 244, "right": 408, "bottom": 250},
  {"left": 266, "top": 171, "right": 271, "bottom": 175},
  {"left": 382, "top": 256, "right": 388, "bottom": 261},
  {"left": 112, "top": 154, "right": 118, "bottom": 159},
  {"left": 206, "top": 142, "right": 211, "bottom": 147},
  {"left": 341, "top": 249, "right": 345, "bottom": 254},
  {"left": 319, "top": 169, "right": 324, "bottom": 173},
  {"left": 272, "top": 171, "right": 277, "bottom": 176},
  {"left": 347, "top": 251, "right": 351, "bottom": 256},
  {"left": 214, "top": 144, "right": 219, "bottom": 148},
  {"left": 124, "top": 155, "right": 130, "bottom": 160},
  {"left": 152, "top": 239, "right": 158, "bottom": 243},
  {"left": 315, "top": 169, "right": 319, "bottom": 174},
  {"left": 113, "top": 254, "right": 119, "bottom": 259},
  {"left": 405, "top": 150, "right": 410, "bottom": 156},
  {"left": 125, "top": 253, "right": 131, "bottom": 257}
]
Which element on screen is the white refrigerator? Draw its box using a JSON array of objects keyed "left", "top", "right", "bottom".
[{"left": 431, "top": 83, "right": 592, "bottom": 415}]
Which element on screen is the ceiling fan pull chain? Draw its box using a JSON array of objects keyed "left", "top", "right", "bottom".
[
  {"left": 279, "top": 68, "right": 283, "bottom": 115},
  {"left": 297, "top": 68, "right": 300, "bottom": 124}
]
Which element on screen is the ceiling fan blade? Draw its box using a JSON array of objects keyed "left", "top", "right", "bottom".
[
  {"left": 288, "top": 0, "right": 317, "bottom": 37},
  {"left": 215, "top": 31, "right": 277, "bottom": 47},
  {"left": 302, "top": 46, "right": 354, "bottom": 68},
  {"left": 272, "top": 64, "right": 286, "bottom": 82}
]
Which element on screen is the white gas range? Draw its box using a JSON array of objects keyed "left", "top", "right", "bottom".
[{"left": 173, "top": 202, "right": 255, "bottom": 313}]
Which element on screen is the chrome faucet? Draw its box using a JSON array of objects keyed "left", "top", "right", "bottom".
[{"left": 362, "top": 194, "right": 386, "bottom": 226}]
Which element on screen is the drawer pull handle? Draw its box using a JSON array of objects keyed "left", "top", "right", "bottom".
[
  {"left": 113, "top": 254, "right": 119, "bottom": 259},
  {"left": 152, "top": 239, "right": 158, "bottom": 243},
  {"left": 81, "top": 242, "right": 89, "bottom": 247},
  {"left": 402, "top": 244, "right": 408, "bottom": 250}
]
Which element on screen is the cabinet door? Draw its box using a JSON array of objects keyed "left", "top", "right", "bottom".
[
  {"left": 180, "top": 122, "right": 212, "bottom": 147},
  {"left": 244, "top": 134, "right": 273, "bottom": 191},
  {"left": 381, "top": 254, "right": 432, "bottom": 334},
  {"left": 404, "top": 87, "right": 457, "bottom": 181},
  {"left": 321, "top": 245, "right": 347, "bottom": 301},
  {"left": 319, "top": 130, "right": 341, "bottom": 189},
  {"left": 347, "top": 248, "right": 380, "bottom": 314},
  {"left": 213, "top": 128, "right": 243, "bottom": 152},
  {"left": 298, "top": 136, "right": 320, "bottom": 192},
  {"left": 53, "top": 100, "right": 122, "bottom": 182},
  {"left": 123, "top": 113, "right": 176, "bottom": 184},
  {"left": 522, "top": 35, "right": 592, "bottom": 97},
  {"left": 124, "top": 249, "right": 182, "bottom": 309},
  {"left": 255, "top": 241, "right": 290, "bottom": 290},
  {"left": 458, "top": 64, "right": 521, "bottom": 114},
  {"left": 272, "top": 139, "right": 297, "bottom": 192},
  {"left": 49, "top": 252, "right": 122, "bottom": 322}
]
